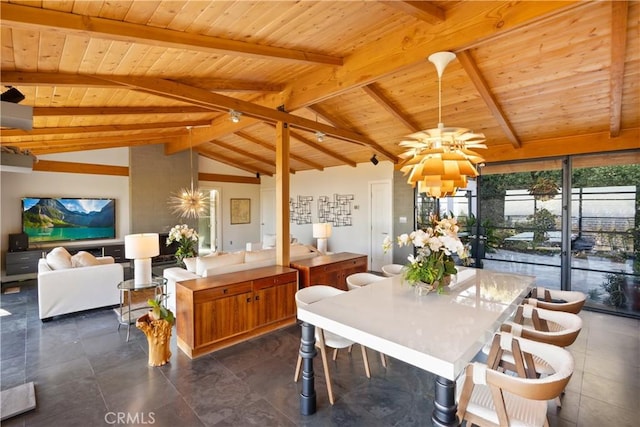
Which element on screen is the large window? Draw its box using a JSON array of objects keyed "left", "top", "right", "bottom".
[{"left": 421, "top": 153, "right": 639, "bottom": 318}]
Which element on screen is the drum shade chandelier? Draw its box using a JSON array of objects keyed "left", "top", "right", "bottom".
[
  {"left": 398, "top": 52, "right": 486, "bottom": 198},
  {"left": 169, "top": 126, "right": 208, "bottom": 218}
]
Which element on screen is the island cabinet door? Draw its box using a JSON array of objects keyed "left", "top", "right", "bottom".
[
  {"left": 253, "top": 272, "right": 297, "bottom": 327},
  {"left": 193, "top": 283, "right": 253, "bottom": 348}
]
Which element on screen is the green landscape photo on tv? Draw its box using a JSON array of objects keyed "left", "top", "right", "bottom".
[{"left": 22, "top": 197, "right": 116, "bottom": 243}]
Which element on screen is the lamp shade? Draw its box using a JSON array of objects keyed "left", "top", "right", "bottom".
[
  {"left": 312, "top": 223, "right": 332, "bottom": 239},
  {"left": 124, "top": 233, "right": 160, "bottom": 259}
]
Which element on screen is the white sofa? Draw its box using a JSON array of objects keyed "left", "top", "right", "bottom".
[
  {"left": 163, "top": 243, "right": 318, "bottom": 314},
  {"left": 37, "top": 248, "right": 124, "bottom": 320}
]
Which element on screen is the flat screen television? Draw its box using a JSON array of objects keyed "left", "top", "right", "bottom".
[{"left": 22, "top": 197, "right": 116, "bottom": 243}]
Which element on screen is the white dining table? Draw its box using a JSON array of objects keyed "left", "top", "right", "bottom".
[{"left": 296, "top": 266, "right": 535, "bottom": 426}]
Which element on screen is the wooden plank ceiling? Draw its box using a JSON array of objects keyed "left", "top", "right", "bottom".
[{"left": 1, "top": 1, "right": 638, "bottom": 177}]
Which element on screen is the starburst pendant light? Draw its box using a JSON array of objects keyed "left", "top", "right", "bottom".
[
  {"left": 169, "top": 126, "right": 208, "bottom": 218},
  {"left": 399, "top": 51, "right": 486, "bottom": 198}
]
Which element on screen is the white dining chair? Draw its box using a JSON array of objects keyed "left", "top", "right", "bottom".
[
  {"left": 381, "top": 264, "right": 404, "bottom": 277},
  {"left": 293, "top": 285, "right": 371, "bottom": 404},
  {"left": 525, "top": 286, "right": 586, "bottom": 314},
  {"left": 345, "top": 272, "right": 386, "bottom": 290},
  {"left": 458, "top": 332, "right": 574, "bottom": 427}
]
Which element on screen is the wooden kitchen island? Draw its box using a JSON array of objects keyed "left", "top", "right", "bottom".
[
  {"left": 290, "top": 252, "right": 367, "bottom": 291},
  {"left": 175, "top": 265, "right": 298, "bottom": 358}
]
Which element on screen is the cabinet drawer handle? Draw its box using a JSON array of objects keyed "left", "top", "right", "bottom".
[
  {"left": 223, "top": 288, "right": 228, "bottom": 294},
  {"left": 246, "top": 297, "right": 251, "bottom": 303},
  {"left": 255, "top": 295, "right": 260, "bottom": 301}
]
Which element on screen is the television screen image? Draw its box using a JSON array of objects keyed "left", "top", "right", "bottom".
[{"left": 22, "top": 197, "right": 116, "bottom": 243}]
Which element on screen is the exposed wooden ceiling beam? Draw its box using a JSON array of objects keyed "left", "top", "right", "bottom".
[
  {"left": 362, "top": 84, "right": 421, "bottom": 132},
  {"left": 1, "top": 71, "right": 117, "bottom": 87},
  {"left": 2, "top": 132, "right": 181, "bottom": 155},
  {"left": 380, "top": 1, "right": 445, "bottom": 24},
  {"left": 235, "top": 131, "right": 324, "bottom": 171},
  {"left": 485, "top": 128, "right": 640, "bottom": 163},
  {"left": 178, "top": 78, "right": 285, "bottom": 93},
  {"left": 199, "top": 173, "right": 261, "bottom": 185},
  {"left": 0, "top": 120, "right": 211, "bottom": 138},
  {"left": 196, "top": 147, "right": 273, "bottom": 177},
  {"left": 0, "top": 3, "right": 343, "bottom": 66},
  {"left": 209, "top": 139, "right": 296, "bottom": 174},
  {"left": 32, "top": 106, "right": 212, "bottom": 116},
  {"left": 33, "top": 160, "right": 128, "bottom": 176},
  {"left": 1, "top": 71, "right": 285, "bottom": 93},
  {"left": 456, "top": 50, "right": 521, "bottom": 148},
  {"left": 95, "top": 75, "right": 396, "bottom": 160},
  {"left": 609, "top": 1, "right": 628, "bottom": 137}
]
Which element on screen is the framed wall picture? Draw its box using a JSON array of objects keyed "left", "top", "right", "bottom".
[{"left": 230, "top": 198, "right": 251, "bottom": 224}]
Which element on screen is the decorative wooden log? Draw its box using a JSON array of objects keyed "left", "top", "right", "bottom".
[{"left": 136, "top": 313, "right": 172, "bottom": 366}]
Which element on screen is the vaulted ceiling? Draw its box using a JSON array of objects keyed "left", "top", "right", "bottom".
[{"left": 1, "top": 1, "right": 638, "bottom": 177}]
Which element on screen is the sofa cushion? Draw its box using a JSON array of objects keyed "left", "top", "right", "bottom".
[
  {"left": 245, "top": 248, "right": 276, "bottom": 263},
  {"left": 46, "top": 247, "right": 72, "bottom": 270},
  {"left": 196, "top": 251, "right": 245, "bottom": 276},
  {"left": 290, "top": 244, "right": 312, "bottom": 258},
  {"left": 71, "top": 251, "right": 100, "bottom": 268},
  {"left": 183, "top": 257, "right": 197, "bottom": 273}
]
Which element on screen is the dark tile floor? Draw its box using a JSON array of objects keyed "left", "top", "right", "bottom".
[{"left": 1, "top": 280, "right": 638, "bottom": 426}]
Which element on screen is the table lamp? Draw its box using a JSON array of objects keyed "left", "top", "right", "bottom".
[
  {"left": 125, "top": 233, "right": 159, "bottom": 285},
  {"left": 312, "top": 223, "right": 332, "bottom": 254}
]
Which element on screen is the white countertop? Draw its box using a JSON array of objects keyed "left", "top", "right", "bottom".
[{"left": 297, "top": 267, "right": 535, "bottom": 381}]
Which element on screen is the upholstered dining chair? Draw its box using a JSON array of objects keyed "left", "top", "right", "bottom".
[
  {"left": 457, "top": 332, "right": 574, "bottom": 427},
  {"left": 525, "top": 286, "right": 586, "bottom": 314},
  {"left": 497, "top": 303, "right": 583, "bottom": 408},
  {"left": 293, "top": 285, "right": 371, "bottom": 404},
  {"left": 345, "top": 272, "right": 386, "bottom": 290},
  {"left": 381, "top": 263, "right": 404, "bottom": 277}
]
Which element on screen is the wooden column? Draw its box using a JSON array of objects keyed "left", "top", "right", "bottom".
[{"left": 275, "top": 121, "right": 290, "bottom": 266}]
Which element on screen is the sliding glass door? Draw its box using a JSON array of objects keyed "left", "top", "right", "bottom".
[
  {"left": 477, "top": 164, "right": 563, "bottom": 288},
  {"left": 570, "top": 157, "right": 639, "bottom": 316}
]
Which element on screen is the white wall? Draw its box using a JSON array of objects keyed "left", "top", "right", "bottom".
[{"left": 261, "top": 161, "right": 394, "bottom": 255}]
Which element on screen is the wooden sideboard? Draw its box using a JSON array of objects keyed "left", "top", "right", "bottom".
[
  {"left": 290, "top": 252, "right": 368, "bottom": 291},
  {"left": 175, "top": 265, "right": 298, "bottom": 358}
]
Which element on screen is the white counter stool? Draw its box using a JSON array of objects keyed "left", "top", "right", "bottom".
[
  {"left": 345, "top": 272, "right": 386, "bottom": 290},
  {"left": 293, "top": 285, "right": 371, "bottom": 405},
  {"left": 381, "top": 264, "right": 404, "bottom": 277},
  {"left": 525, "top": 287, "right": 586, "bottom": 314}
]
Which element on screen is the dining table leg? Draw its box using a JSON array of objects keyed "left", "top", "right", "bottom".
[
  {"left": 299, "top": 321, "right": 317, "bottom": 415},
  {"left": 432, "top": 375, "right": 459, "bottom": 426}
]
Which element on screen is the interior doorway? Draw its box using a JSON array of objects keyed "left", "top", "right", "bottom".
[{"left": 369, "top": 180, "right": 392, "bottom": 272}]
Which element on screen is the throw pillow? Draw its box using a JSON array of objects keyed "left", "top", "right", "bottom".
[
  {"left": 46, "top": 247, "right": 72, "bottom": 270},
  {"left": 71, "top": 251, "right": 100, "bottom": 268},
  {"left": 196, "top": 251, "right": 245, "bottom": 276},
  {"left": 183, "top": 257, "right": 197, "bottom": 273}
]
